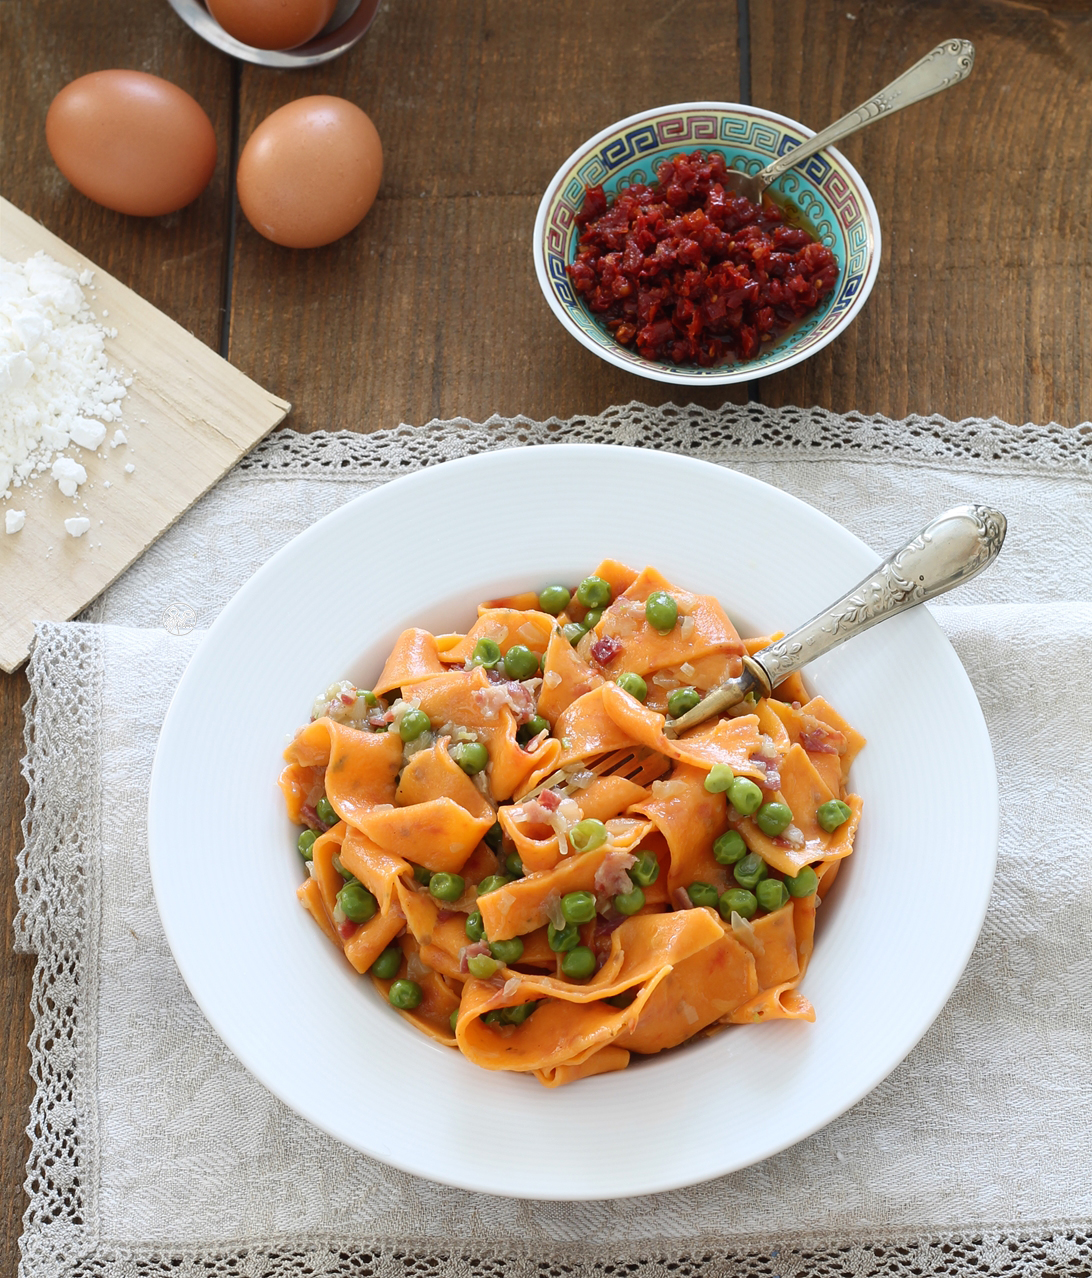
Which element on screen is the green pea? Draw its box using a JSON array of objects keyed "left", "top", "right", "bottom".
[
  {"left": 733, "top": 853, "right": 768, "bottom": 890},
  {"left": 331, "top": 853, "right": 354, "bottom": 881},
  {"left": 687, "top": 881, "right": 719, "bottom": 909},
  {"left": 370, "top": 945, "right": 402, "bottom": 980},
  {"left": 630, "top": 851, "right": 660, "bottom": 887},
  {"left": 482, "top": 1009, "right": 505, "bottom": 1025},
  {"left": 644, "top": 591, "right": 678, "bottom": 633},
  {"left": 569, "top": 818, "right": 608, "bottom": 853},
  {"left": 412, "top": 864, "right": 433, "bottom": 886},
  {"left": 470, "top": 638, "right": 502, "bottom": 668},
  {"left": 713, "top": 830, "right": 747, "bottom": 865},
  {"left": 614, "top": 886, "right": 645, "bottom": 916},
  {"left": 465, "top": 910, "right": 486, "bottom": 942},
  {"left": 667, "top": 686, "right": 701, "bottom": 718},
  {"left": 817, "top": 799, "right": 853, "bottom": 832},
  {"left": 785, "top": 866, "right": 819, "bottom": 898},
  {"left": 451, "top": 741, "right": 489, "bottom": 775},
  {"left": 337, "top": 882, "right": 378, "bottom": 923},
  {"left": 356, "top": 689, "right": 378, "bottom": 706},
  {"left": 719, "top": 888, "right": 757, "bottom": 920},
  {"left": 562, "top": 621, "right": 586, "bottom": 646},
  {"left": 505, "top": 851, "right": 524, "bottom": 878},
  {"left": 467, "top": 954, "right": 500, "bottom": 979},
  {"left": 561, "top": 946, "right": 596, "bottom": 980},
  {"left": 429, "top": 872, "right": 465, "bottom": 902},
  {"left": 477, "top": 874, "right": 510, "bottom": 896},
  {"left": 501, "top": 1000, "right": 539, "bottom": 1025},
  {"left": 581, "top": 608, "right": 603, "bottom": 631},
  {"left": 517, "top": 716, "right": 549, "bottom": 744},
  {"left": 315, "top": 796, "right": 337, "bottom": 826},
  {"left": 755, "top": 802, "right": 793, "bottom": 837},
  {"left": 484, "top": 821, "right": 504, "bottom": 852},
  {"left": 538, "top": 585, "right": 571, "bottom": 615},
  {"left": 704, "top": 764, "right": 735, "bottom": 793},
  {"left": 606, "top": 990, "right": 636, "bottom": 1009},
  {"left": 576, "top": 576, "right": 612, "bottom": 608},
  {"left": 503, "top": 644, "right": 540, "bottom": 680},
  {"left": 449, "top": 1008, "right": 460, "bottom": 1032},
  {"left": 756, "top": 878, "right": 790, "bottom": 912},
  {"left": 489, "top": 937, "right": 524, "bottom": 965},
  {"left": 398, "top": 708, "right": 431, "bottom": 742},
  {"left": 728, "top": 776, "right": 763, "bottom": 815},
  {"left": 561, "top": 891, "right": 597, "bottom": 924},
  {"left": 616, "top": 672, "right": 648, "bottom": 702},
  {"left": 297, "top": 829, "right": 317, "bottom": 860},
  {"left": 388, "top": 979, "right": 422, "bottom": 1010},
  {"left": 547, "top": 921, "right": 579, "bottom": 952}
]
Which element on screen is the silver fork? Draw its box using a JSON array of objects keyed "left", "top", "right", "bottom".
[
  {"left": 666, "top": 505, "right": 1006, "bottom": 737},
  {"left": 725, "top": 39, "right": 975, "bottom": 207}
]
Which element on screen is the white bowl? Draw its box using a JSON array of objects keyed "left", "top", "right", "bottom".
[{"left": 149, "top": 446, "right": 996, "bottom": 1199}]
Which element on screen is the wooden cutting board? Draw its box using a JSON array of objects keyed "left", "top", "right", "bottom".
[{"left": 0, "top": 198, "right": 291, "bottom": 671}]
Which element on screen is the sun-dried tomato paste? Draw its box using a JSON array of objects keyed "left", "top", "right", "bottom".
[{"left": 568, "top": 151, "right": 839, "bottom": 366}]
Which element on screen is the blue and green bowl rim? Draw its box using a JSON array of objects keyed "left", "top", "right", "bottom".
[{"left": 533, "top": 101, "right": 882, "bottom": 385}]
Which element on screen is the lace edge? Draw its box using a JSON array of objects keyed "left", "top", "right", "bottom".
[
  {"left": 232, "top": 403, "right": 1092, "bottom": 483},
  {"left": 23, "top": 1220, "right": 1092, "bottom": 1278},
  {"left": 16, "top": 622, "right": 104, "bottom": 1269}
]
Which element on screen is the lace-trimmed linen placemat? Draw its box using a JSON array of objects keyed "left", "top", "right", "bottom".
[{"left": 15, "top": 404, "right": 1092, "bottom": 1278}]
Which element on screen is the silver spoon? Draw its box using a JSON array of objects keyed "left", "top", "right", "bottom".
[
  {"left": 725, "top": 39, "right": 975, "bottom": 207},
  {"left": 664, "top": 504, "right": 1006, "bottom": 738}
]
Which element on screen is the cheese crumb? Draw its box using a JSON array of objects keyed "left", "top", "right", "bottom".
[
  {"left": 110, "top": 428, "right": 127, "bottom": 448},
  {"left": 1, "top": 251, "right": 127, "bottom": 529},
  {"left": 64, "top": 516, "right": 91, "bottom": 537},
  {"left": 5, "top": 508, "right": 25, "bottom": 534},
  {"left": 124, "top": 462, "right": 135, "bottom": 474}
]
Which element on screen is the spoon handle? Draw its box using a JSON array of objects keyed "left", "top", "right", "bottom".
[
  {"left": 755, "top": 38, "right": 975, "bottom": 191},
  {"left": 752, "top": 505, "right": 1006, "bottom": 691}
]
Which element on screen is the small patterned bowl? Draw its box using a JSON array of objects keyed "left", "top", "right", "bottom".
[{"left": 533, "top": 101, "right": 881, "bottom": 386}]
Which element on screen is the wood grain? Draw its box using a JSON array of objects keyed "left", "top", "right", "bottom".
[
  {"left": 1, "top": 0, "right": 236, "bottom": 348},
  {"left": 751, "top": 0, "right": 1092, "bottom": 427},
  {"left": 0, "top": 202, "right": 291, "bottom": 672},
  {"left": 226, "top": 0, "right": 750, "bottom": 430},
  {"left": 0, "top": 4, "right": 234, "bottom": 1267}
]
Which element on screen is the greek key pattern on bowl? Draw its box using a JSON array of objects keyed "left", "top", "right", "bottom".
[{"left": 541, "top": 106, "right": 878, "bottom": 379}]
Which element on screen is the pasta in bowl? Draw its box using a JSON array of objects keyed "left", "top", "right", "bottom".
[{"left": 279, "top": 560, "right": 863, "bottom": 1087}]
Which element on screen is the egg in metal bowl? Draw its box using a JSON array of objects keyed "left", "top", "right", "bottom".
[{"left": 533, "top": 101, "right": 881, "bottom": 386}]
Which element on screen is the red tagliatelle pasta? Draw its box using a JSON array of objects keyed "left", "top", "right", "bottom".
[{"left": 279, "top": 562, "right": 864, "bottom": 1086}]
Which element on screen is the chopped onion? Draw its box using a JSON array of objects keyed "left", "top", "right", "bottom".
[
  {"left": 518, "top": 622, "right": 542, "bottom": 643},
  {"left": 679, "top": 661, "right": 696, "bottom": 679},
  {"left": 680, "top": 1000, "right": 699, "bottom": 1025},
  {"left": 502, "top": 976, "right": 522, "bottom": 999},
  {"left": 730, "top": 911, "right": 765, "bottom": 956},
  {"left": 567, "top": 769, "right": 596, "bottom": 790},
  {"left": 544, "top": 893, "right": 566, "bottom": 931},
  {"left": 652, "top": 670, "right": 681, "bottom": 689},
  {"left": 651, "top": 778, "right": 689, "bottom": 800},
  {"left": 679, "top": 615, "right": 695, "bottom": 640},
  {"left": 406, "top": 952, "right": 430, "bottom": 982},
  {"left": 543, "top": 669, "right": 562, "bottom": 689}
]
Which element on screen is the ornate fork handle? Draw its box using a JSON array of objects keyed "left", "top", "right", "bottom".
[
  {"left": 753, "top": 504, "right": 1007, "bottom": 690},
  {"left": 756, "top": 38, "right": 975, "bottom": 191}
]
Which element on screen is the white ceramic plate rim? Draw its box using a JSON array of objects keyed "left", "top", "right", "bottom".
[
  {"left": 149, "top": 446, "right": 996, "bottom": 1199},
  {"left": 532, "top": 100, "right": 883, "bottom": 385}
]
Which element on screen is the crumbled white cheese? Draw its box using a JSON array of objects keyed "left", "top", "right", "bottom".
[
  {"left": 64, "top": 516, "right": 90, "bottom": 537},
  {"left": 1, "top": 251, "right": 128, "bottom": 530},
  {"left": 110, "top": 428, "right": 127, "bottom": 448},
  {"left": 124, "top": 462, "right": 135, "bottom": 474},
  {"left": 5, "top": 508, "right": 25, "bottom": 534},
  {"left": 51, "top": 455, "right": 87, "bottom": 497}
]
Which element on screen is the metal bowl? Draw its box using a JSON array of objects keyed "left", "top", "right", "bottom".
[
  {"left": 533, "top": 101, "right": 881, "bottom": 386},
  {"left": 167, "top": 0, "right": 380, "bottom": 68}
]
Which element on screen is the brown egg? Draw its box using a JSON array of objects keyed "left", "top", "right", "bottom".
[
  {"left": 236, "top": 97, "right": 383, "bottom": 249},
  {"left": 46, "top": 71, "right": 217, "bottom": 218},
  {"left": 206, "top": 0, "right": 337, "bottom": 51}
]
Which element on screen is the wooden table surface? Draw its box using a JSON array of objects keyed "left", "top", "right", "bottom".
[{"left": 2, "top": 0, "right": 1089, "bottom": 1261}]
